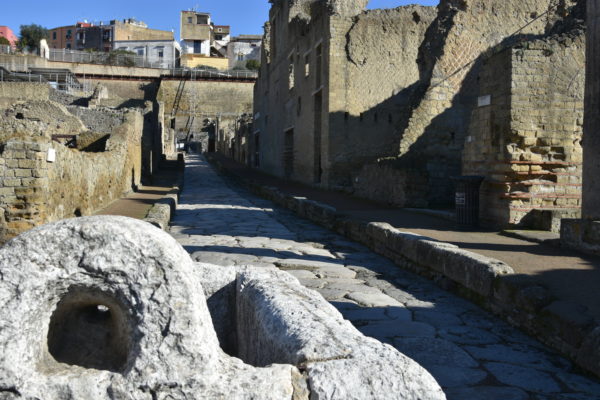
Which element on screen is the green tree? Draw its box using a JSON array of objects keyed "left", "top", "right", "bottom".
[
  {"left": 0, "top": 36, "right": 10, "bottom": 46},
  {"left": 18, "top": 24, "right": 49, "bottom": 51},
  {"left": 245, "top": 59, "right": 260, "bottom": 70},
  {"left": 105, "top": 49, "right": 136, "bottom": 67}
]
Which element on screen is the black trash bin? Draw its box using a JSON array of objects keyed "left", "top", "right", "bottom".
[{"left": 452, "top": 176, "right": 484, "bottom": 227}]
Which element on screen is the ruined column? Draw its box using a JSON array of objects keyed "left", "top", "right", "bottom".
[{"left": 583, "top": 0, "right": 600, "bottom": 219}]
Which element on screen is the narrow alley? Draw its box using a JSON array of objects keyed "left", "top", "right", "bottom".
[{"left": 169, "top": 154, "right": 600, "bottom": 400}]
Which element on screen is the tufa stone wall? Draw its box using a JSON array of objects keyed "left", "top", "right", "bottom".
[
  {"left": 353, "top": 0, "right": 557, "bottom": 208},
  {"left": 0, "top": 83, "right": 143, "bottom": 242},
  {"left": 254, "top": 0, "right": 436, "bottom": 187},
  {"left": 0, "top": 82, "right": 50, "bottom": 101},
  {"left": 157, "top": 79, "right": 254, "bottom": 158},
  {"left": 328, "top": 6, "right": 437, "bottom": 188}
]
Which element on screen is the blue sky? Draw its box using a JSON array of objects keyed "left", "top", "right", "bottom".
[{"left": 1, "top": 0, "right": 439, "bottom": 39}]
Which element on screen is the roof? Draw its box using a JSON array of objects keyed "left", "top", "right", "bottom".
[
  {"left": 182, "top": 10, "right": 211, "bottom": 15},
  {"left": 49, "top": 25, "right": 77, "bottom": 31},
  {"left": 232, "top": 35, "right": 262, "bottom": 41}
]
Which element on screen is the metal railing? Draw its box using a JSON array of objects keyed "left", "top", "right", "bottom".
[
  {"left": 48, "top": 48, "right": 175, "bottom": 69},
  {"left": 0, "top": 65, "right": 92, "bottom": 95},
  {"left": 166, "top": 68, "right": 258, "bottom": 80}
]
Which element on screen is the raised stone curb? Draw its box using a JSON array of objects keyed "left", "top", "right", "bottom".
[
  {"left": 206, "top": 155, "right": 600, "bottom": 379},
  {"left": 143, "top": 179, "right": 182, "bottom": 230}
]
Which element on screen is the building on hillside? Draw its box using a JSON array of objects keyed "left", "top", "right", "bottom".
[
  {"left": 0, "top": 26, "right": 18, "bottom": 48},
  {"left": 64, "top": 18, "right": 175, "bottom": 51},
  {"left": 113, "top": 39, "right": 181, "bottom": 68},
  {"left": 227, "top": 35, "right": 262, "bottom": 69},
  {"left": 180, "top": 10, "right": 229, "bottom": 70},
  {"left": 49, "top": 22, "right": 92, "bottom": 50},
  {"left": 213, "top": 25, "right": 231, "bottom": 56}
]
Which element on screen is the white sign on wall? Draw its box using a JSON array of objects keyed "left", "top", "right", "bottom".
[
  {"left": 477, "top": 95, "right": 492, "bottom": 107},
  {"left": 47, "top": 148, "right": 56, "bottom": 163}
]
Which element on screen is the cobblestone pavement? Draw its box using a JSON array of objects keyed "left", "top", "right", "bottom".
[{"left": 169, "top": 155, "right": 600, "bottom": 400}]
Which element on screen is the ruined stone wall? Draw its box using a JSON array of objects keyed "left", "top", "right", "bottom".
[
  {"left": 0, "top": 116, "right": 142, "bottom": 242},
  {"left": 464, "top": 29, "right": 585, "bottom": 230},
  {"left": 253, "top": 1, "right": 331, "bottom": 183},
  {"left": 327, "top": 6, "right": 436, "bottom": 188},
  {"left": 0, "top": 84, "right": 143, "bottom": 242},
  {"left": 86, "top": 79, "right": 158, "bottom": 101},
  {"left": 0, "top": 82, "right": 50, "bottom": 101},
  {"left": 352, "top": 0, "right": 555, "bottom": 207},
  {"left": 254, "top": 1, "right": 436, "bottom": 187},
  {"left": 66, "top": 106, "right": 126, "bottom": 133},
  {"left": 44, "top": 111, "right": 142, "bottom": 221}
]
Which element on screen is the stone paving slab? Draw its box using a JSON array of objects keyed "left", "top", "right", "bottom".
[{"left": 169, "top": 154, "right": 600, "bottom": 399}]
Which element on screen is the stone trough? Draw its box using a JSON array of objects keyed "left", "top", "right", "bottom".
[{"left": 0, "top": 216, "right": 444, "bottom": 399}]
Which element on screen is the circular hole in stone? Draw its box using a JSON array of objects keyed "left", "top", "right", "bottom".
[{"left": 47, "top": 287, "right": 132, "bottom": 372}]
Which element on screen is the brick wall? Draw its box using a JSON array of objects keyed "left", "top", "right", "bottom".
[{"left": 464, "top": 31, "right": 585, "bottom": 230}]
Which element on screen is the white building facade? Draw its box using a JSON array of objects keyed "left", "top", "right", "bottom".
[
  {"left": 227, "top": 35, "right": 262, "bottom": 69},
  {"left": 113, "top": 39, "right": 181, "bottom": 69}
]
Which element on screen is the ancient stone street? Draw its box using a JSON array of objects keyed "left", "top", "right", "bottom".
[{"left": 169, "top": 154, "right": 600, "bottom": 400}]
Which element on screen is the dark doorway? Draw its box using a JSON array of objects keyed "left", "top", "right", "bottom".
[
  {"left": 314, "top": 91, "right": 323, "bottom": 184},
  {"left": 284, "top": 129, "right": 294, "bottom": 179}
]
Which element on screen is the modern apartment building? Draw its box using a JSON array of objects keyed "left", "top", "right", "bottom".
[
  {"left": 179, "top": 10, "right": 229, "bottom": 70},
  {"left": 49, "top": 19, "right": 173, "bottom": 52}
]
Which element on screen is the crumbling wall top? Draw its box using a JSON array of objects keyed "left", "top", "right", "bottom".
[{"left": 270, "top": 0, "right": 370, "bottom": 22}]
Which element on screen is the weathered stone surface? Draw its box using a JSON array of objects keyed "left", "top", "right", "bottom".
[
  {"left": 393, "top": 338, "right": 479, "bottom": 369},
  {"left": 0, "top": 216, "right": 296, "bottom": 399},
  {"left": 444, "top": 386, "right": 528, "bottom": 400},
  {"left": 424, "top": 365, "right": 488, "bottom": 388},
  {"left": 345, "top": 291, "right": 404, "bottom": 307},
  {"left": 464, "top": 344, "right": 561, "bottom": 372},
  {"left": 484, "top": 362, "right": 561, "bottom": 393},
  {"left": 275, "top": 259, "right": 356, "bottom": 279},
  {"left": 438, "top": 326, "right": 500, "bottom": 345},
  {"left": 235, "top": 267, "right": 446, "bottom": 400},
  {"left": 576, "top": 326, "right": 600, "bottom": 374}
]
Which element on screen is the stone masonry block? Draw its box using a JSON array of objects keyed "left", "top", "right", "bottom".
[
  {"left": 18, "top": 159, "right": 37, "bottom": 169},
  {"left": 14, "top": 169, "right": 32, "bottom": 178},
  {"left": 0, "top": 188, "right": 15, "bottom": 196},
  {"left": 2, "top": 178, "right": 21, "bottom": 187}
]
